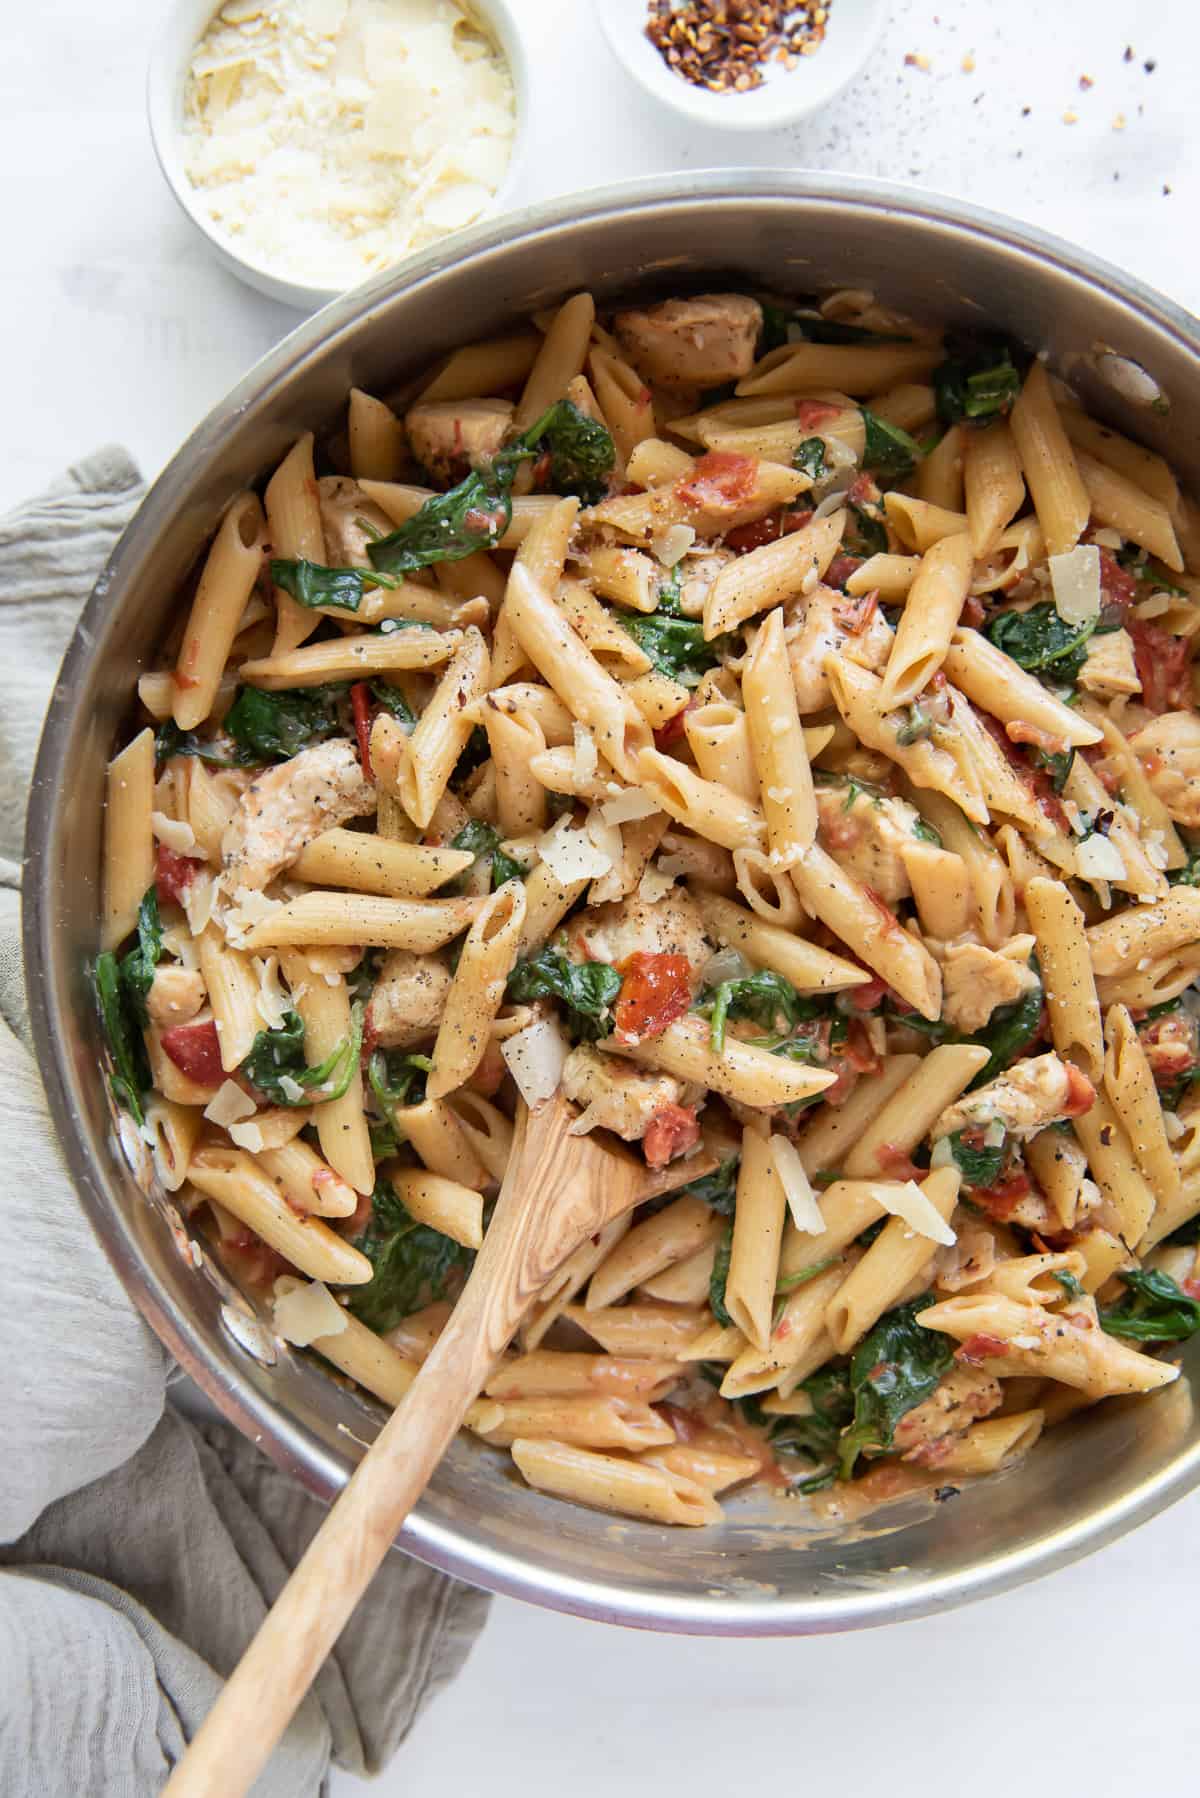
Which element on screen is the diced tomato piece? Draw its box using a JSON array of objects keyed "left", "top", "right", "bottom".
[
  {"left": 1184, "top": 1278, "right": 1200, "bottom": 1302},
  {"left": 794, "top": 399, "right": 842, "bottom": 429},
  {"left": 961, "top": 594, "right": 986, "bottom": 629},
  {"left": 848, "top": 473, "right": 881, "bottom": 508},
  {"left": 874, "top": 1142, "right": 923, "bottom": 1182},
  {"left": 155, "top": 841, "right": 205, "bottom": 905},
  {"left": 159, "top": 1019, "right": 224, "bottom": 1088},
  {"left": 642, "top": 1103, "right": 701, "bottom": 1169},
  {"left": 955, "top": 1332, "right": 1009, "bottom": 1366},
  {"left": 468, "top": 1039, "right": 507, "bottom": 1097},
  {"left": 825, "top": 553, "right": 864, "bottom": 590},
  {"left": 1128, "top": 619, "right": 1193, "bottom": 713},
  {"left": 531, "top": 448, "right": 553, "bottom": 490},
  {"left": 1063, "top": 1064, "right": 1096, "bottom": 1118},
  {"left": 614, "top": 952, "right": 693, "bottom": 1043},
  {"left": 844, "top": 1016, "right": 881, "bottom": 1075},
  {"left": 1098, "top": 549, "right": 1138, "bottom": 612},
  {"left": 833, "top": 587, "right": 879, "bottom": 635},
  {"left": 675, "top": 451, "right": 758, "bottom": 512},
  {"left": 653, "top": 695, "right": 698, "bottom": 750},
  {"left": 724, "top": 506, "right": 814, "bottom": 553},
  {"left": 350, "top": 681, "right": 374, "bottom": 780},
  {"left": 844, "top": 974, "right": 888, "bottom": 1012},
  {"left": 970, "top": 1169, "right": 1033, "bottom": 1221}
]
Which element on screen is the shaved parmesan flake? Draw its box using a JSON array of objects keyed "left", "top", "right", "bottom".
[
  {"left": 637, "top": 861, "right": 676, "bottom": 902},
  {"left": 1092, "top": 527, "right": 1123, "bottom": 550},
  {"left": 1164, "top": 1112, "right": 1186, "bottom": 1143},
  {"left": 501, "top": 1017, "right": 566, "bottom": 1108},
  {"left": 205, "top": 1080, "right": 257, "bottom": 1128},
  {"left": 812, "top": 488, "right": 851, "bottom": 521},
  {"left": 1049, "top": 543, "right": 1101, "bottom": 625},
  {"left": 183, "top": 873, "right": 216, "bottom": 935},
  {"left": 930, "top": 1136, "right": 956, "bottom": 1170},
  {"left": 599, "top": 787, "right": 661, "bottom": 826},
  {"left": 770, "top": 1135, "right": 824, "bottom": 1234},
  {"left": 1012, "top": 1333, "right": 1041, "bottom": 1351},
  {"left": 223, "top": 885, "right": 282, "bottom": 947},
  {"left": 273, "top": 1278, "right": 348, "bottom": 1348},
  {"left": 868, "top": 1179, "right": 957, "bottom": 1247},
  {"left": 652, "top": 524, "right": 696, "bottom": 567},
  {"left": 252, "top": 953, "right": 290, "bottom": 1029},
  {"left": 1076, "top": 833, "right": 1127, "bottom": 881},
  {"left": 229, "top": 1120, "right": 265, "bottom": 1152},
  {"left": 584, "top": 807, "right": 623, "bottom": 869},
  {"left": 537, "top": 815, "right": 612, "bottom": 885},
  {"left": 573, "top": 723, "right": 597, "bottom": 787},
  {"left": 278, "top": 1074, "right": 307, "bottom": 1104},
  {"left": 152, "top": 811, "right": 197, "bottom": 854}
]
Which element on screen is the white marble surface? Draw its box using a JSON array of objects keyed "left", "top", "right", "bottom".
[{"left": 7, "top": 0, "right": 1199, "bottom": 1788}]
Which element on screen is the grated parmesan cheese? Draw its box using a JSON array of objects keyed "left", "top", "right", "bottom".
[
  {"left": 229, "top": 1119, "right": 266, "bottom": 1152},
  {"left": 866, "top": 1179, "right": 957, "bottom": 1247},
  {"left": 181, "top": 0, "right": 517, "bottom": 290},
  {"left": 273, "top": 1276, "right": 349, "bottom": 1347},
  {"left": 205, "top": 1080, "right": 258, "bottom": 1128},
  {"left": 599, "top": 787, "right": 661, "bottom": 826},
  {"left": 1048, "top": 543, "right": 1101, "bottom": 625},
  {"left": 637, "top": 861, "right": 676, "bottom": 903},
  {"left": 501, "top": 1017, "right": 566, "bottom": 1107},
  {"left": 1076, "top": 832, "right": 1127, "bottom": 881},
  {"left": 152, "top": 811, "right": 197, "bottom": 854},
  {"left": 769, "top": 1135, "right": 824, "bottom": 1234},
  {"left": 651, "top": 524, "right": 695, "bottom": 567},
  {"left": 537, "top": 814, "right": 613, "bottom": 885}
]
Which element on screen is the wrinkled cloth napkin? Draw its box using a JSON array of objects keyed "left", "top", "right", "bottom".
[{"left": 0, "top": 451, "right": 489, "bottom": 1797}]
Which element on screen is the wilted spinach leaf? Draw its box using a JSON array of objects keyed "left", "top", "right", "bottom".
[
  {"left": 506, "top": 948, "right": 622, "bottom": 1039},
  {"left": 860, "top": 408, "right": 921, "bottom": 480},
  {"left": 224, "top": 684, "right": 345, "bottom": 762},
  {"left": 794, "top": 437, "right": 828, "bottom": 480},
  {"left": 944, "top": 1127, "right": 1007, "bottom": 1188},
  {"left": 837, "top": 1297, "right": 955, "bottom": 1479},
  {"left": 525, "top": 399, "right": 615, "bottom": 504},
  {"left": 270, "top": 558, "right": 399, "bottom": 613},
  {"left": 933, "top": 334, "right": 1023, "bottom": 427},
  {"left": 680, "top": 1156, "right": 739, "bottom": 1216},
  {"left": 710, "top": 1223, "right": 734, "bottom": 1328},
  {"left": 985, "top": 603, "right": 1095, "bottom": 687},
  {"left": 240, "top": 1005, "right": 363, "bottom": 1105},
  {"left": 345, "top": 1180, "right": 472, "bottom": 1333},
  {"left": 620, "top": 611, "right": 722, "bottom": 687},
  {"left": 1100, "top": 1268, "right": 1200, "bottom": 1342}
]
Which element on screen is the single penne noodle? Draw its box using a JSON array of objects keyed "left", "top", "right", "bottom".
[
  {"left": 1059, "top": 405, "right": 1179, "bottom": 510},
  {"left": 822, "top": 656, "right": 990, "bottom": 826},
  {"left": 639, "top": 1443, "right": 761, "bottom": 1494},
  {"left": 790, "top": 1054, "right": 921, "bottom": 1182},
  {"left": 724, "top": 1127, "right": 788, "bottom": 1353},
  {"left": 742, "top": 606, "right": 816, "bottom": 858},
  {"left": 517, "top": 860, "right": 590, "bottom": 957},
  {"left": 389, "top": 1168, "right": 484, "bottom": 1250},
  {"left": 1104, "top": 1002, "right": 1181, "bottom": 1212},
  {"left": 704, "top": 511, "right": 845, "bottom": 637},
  {"left": 395, "top": 626, "right": 490, "bottom": 829},
  {"left": 1096, "top": 952, "right": 1200, "bottom": 1013},
  {"left": 432, "top": 547, "right": 507, "bottom": 609},
  {"left": 1072, "top": 1089, "right": 1157, "bottom": 1247},
  {"left": 639, "top": 1238, "right": 720, "bottom": 1306},
  {"left": 360, "top": 580, "right": 484, "bottom": 630},
  {"left": 144, "top": 1098, "right": 203, "bottom": 1194},
  {"left": 880, "top": 532, "right": 973, "bottom": 707},
  {"left": 482, "top": 680, "right": 575, "bottom": 744},
  {"left": 679, "top": 1321, "right": 749, "bottom": 1363},
  {"left": 521, "top": 1216, "right": 631, "bottom": 1350},
  {"left": 587, "top": 346, "right": 657, "bottom": 465},
  {"left": 963, "top": 419, "right": 1024, "bottom": 556},
  {"left": 291, "top": 831, "right": 473, "bottom": 898},
  {"left": 254, "top": 1137, "right": 358, "bottom": 1219},
  {"left": 238, "top": 628, "right": 456, "bottom": 690},
  {"left": 1075, "top": 448, "right": 1183, "bottom": 570},
  {"left": 278, "top": 953, "right": 374, "bottom": 1196},
  {"left": 1024, "top": 876, "right": 1104, "bottom": 1082},
  {"left": 348, "top": 387, "right": 404, "bottom": 481},
  {"left": 1009, "top": 360, "right": 1090, "bottom": 558},
  {"left": 731, "top": 846, "right": 806, "bottom": 927},
  {"left": 721, "top": 1260, "right": 850, "bottom": 1398},
  {"left": 736, "top": 341, "right": 941, "bottom": 397},
  {"left": 603, "top": 1014, "right": 836, "bottom": 1109},
  {"left": 843, "top": 1043, "right": 991, "bottom": 1178},
  {"left": 872, "top": 381, "right": 937, "bottom": 433},
  {"left": 265, "top": 435, "right": 325, "bottom": 655},
  {"left": 940, "top": 628, "right": 1103, "bottom": 748},
  {"left": 558, "top": 581, "right": 652, "bottom": 677},
  {"left": 197, "top": 924, "right": 261, "bottom": 1072},
  {"left": 392, "top": 1097, "right": 491, "bottom": 1191},
  {"left": 419, "top": 330, "right": 541, "bottom": 404},
  {"left": 824, "top": 1167, "right": 960, "bottom": 1353},
  {"left": 444, "top": 1090, "right": 514, "bottom": 1185},
  {"left": 908, "top": 787, "right": 1015, "bottom": 945},
  {"left": 1141, "top": 1171, "right": 1200, "bottom": 1255},
  {"left": 635, "top": 748, "right": 765, "bottom": 851},
  {"left": 901, "top": 842, "right": 973, "bottom": 939},
  {"left": 669, "top": 393, "right": 804, "bottom": 441},
  {"left": 102, "top": 728, "right": 156, "bottom": 951},
  {"left": 427, "top": 881, "right": 526, "bottom": 1100},
  {"left": 242, "top": 892, "right": 485, "bottom": 953},
  {"left": 791, "top": 842, "right": 943, "bottom": 1019},
  {"left": 916, "top": 1291, "right": 1177, "bottom": 1396},
  {"left": 189, "top": 1145, "right": 372, "bottom": 1283},
  {"left": 586, "top": 1196, "right": 723, "bottom": 1312},
  {"left": 510, "top": 1438, "right": 722, "bottom": 1527},
  {"left": 622, "top": 670, "right": 692, "bottom": 731},
  {"left": 480, "top": 1395, "right": 676, "bottom": 1452},
  {"left": 514, "top": 494, "right": 580, "bottom": 594},
  {"left": 1085, "top": 886, "right": 1200, "bottom": 976},
  {"left": 694, "top": 890, "right": 868, "bottom": 993},
  {"left": 514, "top": 292, "right": 596, "bottom": 432},
  {"left": 684, "top": 700, "right": 758, "bottom": 801},
  {"left": 1025, "top": 1127, "right": 1093, "bottom": 1231},
  {"left": 915, "top": 422, "right": 965, "bottom": 510},
  {"left": 486, "top": 1350, "right": 681, "bottom": 1401},
  {"left": 173, "top": 492, "right": 267, "bottom": 728},
  {"left": 562, "top": 1301, "right": 709, "bottom": 1359},
  {"left": 844, "top": 552, "right": 921, "bottom": 599},
  {"left": 935, "top": 1410, "right": 1045, "bottom": 1477},
  {"left": 583, "top": 544, "right": 661, "bottom": 613},
  {"left": 883, "top": 493, "right": 969, "bottom": 552},
  {"left": 778, "top": 1181, "right": 888, "bottom": 1284}
]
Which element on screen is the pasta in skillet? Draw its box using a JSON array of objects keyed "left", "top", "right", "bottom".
[{"left": 97, "top": 286, "right": 1200, "bottom": 1526}]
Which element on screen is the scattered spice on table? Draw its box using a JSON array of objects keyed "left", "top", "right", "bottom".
[{"left": 644, "top": 0, "right": 832, "bottom": 93}]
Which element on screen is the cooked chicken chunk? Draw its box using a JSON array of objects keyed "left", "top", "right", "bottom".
[
  {"left": 316, "top": 477, "right": 397, "bottom": 568},
  {"left": 222, "top": 740, "right": 374, "bottom": 890},
  {"left": 786, "top": 584, "right": 893, "bottom": 713},
  {"left": 815, "top": 782, "right": 919, "bottom": 903},
  {"left": 940, "top": 938, "right": 1039, "bottom": 1035},
  {"left": 404, "top": 398, "right": 514, "bottom": 485},
  {"left": 561, "top": 1044, "right": 685, "bottom": 1141},
  {"left": 1078, "top": 627, "right": 1141, "bottom": 700},
  {"left": 894, "top": 1366, "right": 1003, "bottom": 1464},
  {"left": 613, "top": 294, "right": 762, "bottom": 391},
  {"left": 366, "top": 949, "right": 453, "bottom": 1049},
  {"left": 934, "top": 1051, "right": 1091, "bottom": 1144},
  {"left": 146, "top": 965, "right": 206, "bottom": 1027},
  {"left": 1131, "top": 710, "right": 1200, "bottom": 828},
  {"left": 571, "top": 888, "right": 710, "bottom": 976}
]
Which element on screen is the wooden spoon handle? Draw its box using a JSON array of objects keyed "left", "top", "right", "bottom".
[{"left": 162, "top": 1289, "right": 497, "bottom": 1798}]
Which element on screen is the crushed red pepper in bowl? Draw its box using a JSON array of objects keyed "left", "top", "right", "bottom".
[{"left": 644, "top": 0, "right": 832, "bottom": 93}]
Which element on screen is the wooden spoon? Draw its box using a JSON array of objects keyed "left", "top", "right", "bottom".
[{"left": 163, "top": 1092, "right": 660, "bottom": 1797}]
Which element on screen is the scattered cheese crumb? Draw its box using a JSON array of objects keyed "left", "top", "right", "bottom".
[
  {"left": 1113, "top": 112, "right": 1127, "bottom": 130},
  {"left": 961, "top": 52, "right": 976, "bottom": 72},
  {"left": 1063, "top": 109, "right": 1079, "bottom": 124},
  {"left": 904, "top": 51, "right": 931, "bottom": 71},
  {"left": 152, "top": 811, "right": 197, "bottom": 854}
]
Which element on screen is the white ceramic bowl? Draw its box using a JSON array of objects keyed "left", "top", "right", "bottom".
[
  {"left": 594, "top": 0, "right": 887, "bottom": 131},
  {"left": 147, "top": 0, "right": 530, "bottom": 312}
]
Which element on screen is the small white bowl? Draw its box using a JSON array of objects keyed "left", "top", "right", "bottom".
[
  {"left": 594, "top": 0, "right": 887, "bottom": 132},
  {"left": 147, "top": 0, "right": 530, "bottom": 313}
]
